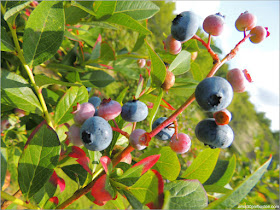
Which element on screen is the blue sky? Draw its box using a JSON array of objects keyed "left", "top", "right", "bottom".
[{"left": 175, "top": 1, "right": 279, "bottom": 131}]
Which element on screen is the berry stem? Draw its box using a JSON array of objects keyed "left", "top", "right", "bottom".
[
  {"left": 191, "top": 35, "right": 219, "bottom": 62},
  {"left": 173, "top": 119, "right": 179, "bottom": 139},
  {"left": 112, "top": 145, "right": 134, "bottom": 167},
  {"left": 207, "top": 34, "right": 212, "bottom": 48},
  {"left": 111, "top": 127, "right": 130, "bottom": 139},
  {"left": 1, "top": 191, "right": 39, "bottom": 209}
]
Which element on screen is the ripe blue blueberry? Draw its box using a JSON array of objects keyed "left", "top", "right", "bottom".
[
  {"left": 80, "top": 116, "right": 112, "bottom": 151},
  {"left": 195, "top": 118, "right": 234, "bottom": 149},
  {"left": 152, "top": 117, "right": 175, "bottom": 141},
  {"left": 121, "top": 100, "right": 148, "bottom": 122},
  {"left": 195, "top": 77, "right": 233, "bottom": 112},
  {"left": 171, "top": 11, "right": 199, "bottom": 42}
]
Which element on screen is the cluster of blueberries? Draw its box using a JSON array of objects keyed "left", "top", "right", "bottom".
[{"left": 67, "top": 10, "right": 267, "bottom": 154}]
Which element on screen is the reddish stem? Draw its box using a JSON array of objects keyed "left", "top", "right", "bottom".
[
  {"left": 111, "top": 127, "right": 130, "bottom": 139},
  {"left": 207, "top": 34, "right": 211, "bottom": 48},
  {"left": 173, "top": 119, "right": 179, "bottom": 139},
  {"left": 191, "top": 35, "right": 219, "bottom": 62},
  {"left": 112, "top": 145, "right": 135, "bottom": 167}
]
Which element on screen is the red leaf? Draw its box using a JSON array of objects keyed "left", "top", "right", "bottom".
[
  {"left": 99, "top": 64, "right": 113, "bottom": 69},
  {"left": 146, "top": 170, "right": 164, "bottom": 209},
  {"left": 100, "top": 156, "right": 112, "bottom": 173},
  {"left": 132, "top": 154, "right": 161, "bottom": 175},
  {"left": 68, "top": 146, "right": 86, "bottom": 158},
  {"left": 49, "top": 197, "right": 59, "bottom": 205},
  {"left": 49, "top": 171, "right": 65, "bottom": 192},
  {"left": 76, "top": 156, "right": 92, "bottom": 174},
  {"left": 91, "top": 174, "right": 114, "bottom": 206}
]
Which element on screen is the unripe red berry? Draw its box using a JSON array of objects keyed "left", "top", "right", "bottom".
[
  {"left": 137, "top": 59, "right": 146, "bottom": 68},
  {"left": 163, "top": 35, "right": 182, "bottom": 55},
  {"left": 235, "top": 11, "right": 257, "bottom": 31},
  {"left": 129, "top": 129, "right": 147, "bottom": 150},
  {"left": 72, "top": 102, "right": 95, "bottom": 125},
  {"left": 226, "top": 68, "right": 252, "bottom": 93},
  {"left": 146, "top": 60, "right": 151, "bottom": 67},
  {"left": 98, "top": 98, "right": 122, "bottom": 121},
  {"left": 161, "top": 70, "right": 175, "bottom": 92},
  {"left": 249, "top": 26, "right": 270, "bottom": 44},
  {"left": 213, "top": 109, "right": 232, "bottom": 125},
  {"left": 1, "top": 119, "right": 11, "bottom": 132},
  {"left": 203, "top": 13, "right": 225, "bottom": 36},
  {"left": 169, "top": 133, "right": 191, "bottom": 154},
  {"left": 67, "top": 124, "right": 83, "bottom": 146}
]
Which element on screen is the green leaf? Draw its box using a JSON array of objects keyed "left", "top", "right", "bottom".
[
  {"left": 182, "top": 39, "right": 200, "bottom": 52},
  {"left": 71, "top": 1, "right": 96, "bottom": 16},
  {"left": 204, "top": 155, "right": 236, "bottom": 186},
  {"left": 47, "top": 63, "right": 85, "bottom": 72},
  {"left": 54, "top": 86, "right": 88, "bottom": 126},
  {"left": 114, "top": 1, "right": 159, "bottom": 20},
  {"left": 168, "top": 50, "right": 191, "bottom": 75},
  {"left": 4, "top": 1, "right": 32, "bottom": 24},
  {"left": 181, "top": 148, "right": 220, "bottom": 184},
  {"left": 113, "top": 66, "right": 141, "bottom": 80},
  {"left": 1, "top": 27, "right": 14, "bottom": 52},
  {"left": 93, "top": 1, "right": 116, "bottom": 19},
  {"left": 203, "top": 185, "right": 231, "bottom": 194},
  {"left": 148, "top": 89, "right": 164, "bottom": 129},
  {"left": 190, "top": 62, "right": 203, "bottom": 81},
  {"left": 23, "top": 1, "right": 65, "bottom": 67},
  {"left": 18, "top": 121, "right": 60, "bottom": 199},
  {"left": 116, "top": 165, "right": 143, "bottom": 186},
  {"left": 61, "top": 164, "right": 88, "bottom": 186},
  {"left": 32, "top": 180, "right": 56, "bottom": 208},
  {"left": 100, "top": 42, "right": 116, "bottom": 61},
  {"left": 128, "top": 170, "right": 158, "bottom": 204},
  {"left": 132, "top": 34, "right": 145, "bottom": 53},
  {"left": 34, "top": 75, "right": 81, "bottom": 88},
  {"left": 1, "top": 70, "right": 43, "bottom": 115},
  {"left": 206, "top": 156, "right": 272, "bottom": 209},
  {"left": 122, "top": 190, "right": 143, "bottom": 209},
  {"left": 105, "top": 13, "right": 151, "bottom": 35},
  {"left": 1, "top": 139, "right": 7, "bottom": 188},
  {"left": 145, "top": 40, "right": 166, "bottom": 87},
  {"left": 140, "top": 147, "right": 180, "bottom": 181},
  {"left": 65, "top": 5, "right": 89, "bottom": 25},
  {"left": 164, "top": 180, "right": 208, "bottom": 209},
  {"left": 81, "top": 70, "right": 115, "bottom": 88}
]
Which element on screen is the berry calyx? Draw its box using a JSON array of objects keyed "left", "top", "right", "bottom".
[
  {"left": 169, "top": 133, "right": 191, "bottom": 154},
  {"left": 98, "top": 98, "right": 122, "bottom": 121},
  {"left": 203, "top": 13, "right": 225, "bottom": 36},
  {"left": 235, "top": 11, "right": 257, "bottom": 32},
  {"left": 213, "top": 109, "right": 232, "bottom": 125}
]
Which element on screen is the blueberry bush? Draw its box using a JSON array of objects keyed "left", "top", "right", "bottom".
[{"left": 1, "top": 1, "right": 278, "bottom": 209}]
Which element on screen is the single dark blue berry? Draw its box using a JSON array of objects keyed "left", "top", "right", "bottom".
[
  {"left": 80, "top": 116, "right": 112, "bottom": 151},
  {"left": 171, "top": 11, "right": 199, "bottom": 41},
  {"left": 152, "top": 117, "right": 175, "bottom": 141},
  {"left": 195, "top": 118, "right": 234, "bottom": 149},
  {"left": 89, "top": 96, "right": 101, "bottom": 116},
  {"left": 195, "top": 77, "right": 233, "bottom": 112},
  {"left": 121, "top": 100, "right": 148, "bottom": 122}
]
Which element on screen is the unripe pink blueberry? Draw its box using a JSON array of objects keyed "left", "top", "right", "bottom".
[
  {"left": 14, "top": 108, "right": 26, "bottom": 117},
  {"left": 169, "top": 133, "right": 191, "bottom": 154},
  {"left": 213, "top": 109, "right": 232, "bottom": 125},
  {"left": 146, "top": 60, "right": 151, "bottom": 67},
  {"left": 163, "top": 35, "right": 182, "bottom": 55},
  {"left": 72, "top": 102, "right": 95, "bottom": 125},
  {"left": 235, "top": 11, "right": 257, "bottom": 31},
  {"left": 129, "top": 129, "right": 147, "bottom": 150},
  {"left": 203, "top": 13, "right": 225, "bottom": 36},
  {"left": 67, "top": 124, "right": 83, "bottom": 146},
  {"left": 249, "top": 26, "right": 270, "bottom": 44},
  {"left": 98, "top": 98, "right": 122, "bottom": 121},
  {"left": 226, "top": 68, "right": 252, "bottom": 93},
  {"left": 137, "top": 59, "right": 146, "bottom": 68}
]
